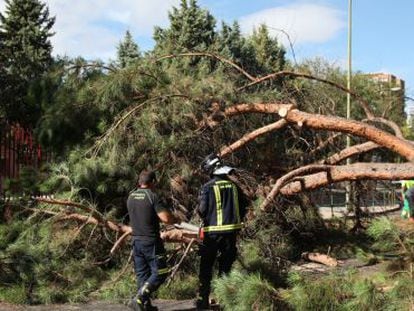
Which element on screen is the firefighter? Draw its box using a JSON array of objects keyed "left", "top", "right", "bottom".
[
  {"left": 195, "top": 154, "right": 248, "bottom": 310},
  {"left": 127, "top": 170, "right": 177, "bottom": 311}
]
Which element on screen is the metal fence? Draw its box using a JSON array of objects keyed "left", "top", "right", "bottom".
[
  {"left": 0, "top": 122, "right": 51, "bottom": 194},
  {"left": 310, "top": 181, "right": 401, "bottom": 209}
]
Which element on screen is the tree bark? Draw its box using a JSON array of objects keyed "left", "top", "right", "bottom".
[
  {"left": 320, "top": 141, "right": 379, "bottom": 165},
  {"left": 279, "top": 162, "right": 414, "bottom": 196},
  {"left": 221, "top": 103, "right": 414, "bottom": 162},
  {"left": 32, "top": 199, "right": 197, "bottom": 245},
  {"left": 302, "top": 252, "right": 338, "bottom": 267}
]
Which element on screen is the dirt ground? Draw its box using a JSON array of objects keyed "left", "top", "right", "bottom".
[{"left": 0, "top": 300, "right": 198, "bottom": 311}]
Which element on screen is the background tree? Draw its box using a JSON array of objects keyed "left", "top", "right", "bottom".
[
  {"left": 34, "top": 57, "right": 105, "bottom": 157},
  {"left": 116, "top": 30, "right": 140, "bottom": 68},
  {"left": 216, "top": 21, "right": 257, "bottom": 76},
  {"left": 0, "top": 31, "right": 7, "bottom": 118},
  {"left": 0, "top": 0, "right": 55, "bottom": 125},
  {"left": 248, "top": 24, "right": 286, "bottom": 75},
  {"left": 153, "top": 0, "right": 216, "bottom": 54}
]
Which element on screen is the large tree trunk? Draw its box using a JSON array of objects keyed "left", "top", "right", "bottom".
[
  {"left": 221, "top": 103, "right": 414, "bottom": 162},
  {"left": 280, "top": 162, "right": 413, "bottom": 196},
  {"left": 260, "top": 162, "right": 413, "bottom": 210}
]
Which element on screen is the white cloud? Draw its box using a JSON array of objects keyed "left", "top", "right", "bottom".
[
  {"left": 239, "top": 3, "right": 346, "bottom": 47},
  {"left": 0, "top": 0, "right": 180, "bottom": 59},
  {"left": 0, "top": 1, "right": 345, "bottom": 59}
]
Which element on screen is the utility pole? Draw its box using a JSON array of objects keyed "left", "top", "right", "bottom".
[{"left": 346, "top": 0, "right": 353, "bottom": 210}]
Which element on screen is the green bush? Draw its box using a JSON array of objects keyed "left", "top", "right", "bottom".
[
  {"left": 367, "top": 217, "right": 400, "bottom": 252},
  {"left": 345, "top": 279, "right": 387, "bottom": 311},
  {"left": 284, "top": 271, "right": 351, "bottom": 311},
  {"left": 213, "top": 270, "right": 280, "bottom": 311},
  {"left": 0, "top": 284, "right": 28, "bottom": 304},
  {"left": 283, "top": 270, "right": 412, "bottom": 311}
]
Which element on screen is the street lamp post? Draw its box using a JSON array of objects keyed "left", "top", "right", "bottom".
[{"left": 346, "top": 0, "right": 353, "bottom": 211}]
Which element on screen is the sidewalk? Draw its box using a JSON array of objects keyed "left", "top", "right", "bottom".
[{"left": 318, "top": 204, "right": 400, "bottom": 219}]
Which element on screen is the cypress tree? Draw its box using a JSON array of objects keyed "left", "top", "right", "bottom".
[
  {"left": 249, "top": 24, "right": 286, "bottom": 74},
  {"left": 0, "top": 0, "right": 55, "bottom": 80},
  {"left": 116, "top": 30, "right": 140, "bottom": 68},
  {"left": 0, "top": 0, "right": 55, "bottom": 124},
  {"left": 153, "top": 0, "right": 216, "bottom": 54},
  {"left": 217, "top": 21, "right": 256, "bottom": 73}
]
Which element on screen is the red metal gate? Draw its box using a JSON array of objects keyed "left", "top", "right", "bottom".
[{"left": 0, "top": 122, "right": 51, "bottom": 194}]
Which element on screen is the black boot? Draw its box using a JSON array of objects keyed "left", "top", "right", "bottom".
[
  {"left": 130, "top": 282, "right": 153, "bottom": 311},
  {"left": 195, "top": 295, "right": 210, "bottom": 310},
  {"left": 129, "top": 296, "right": 145, "bottom": 311},
  {"left": 144, "top": 298, "right": 158, "bottom": 311}
]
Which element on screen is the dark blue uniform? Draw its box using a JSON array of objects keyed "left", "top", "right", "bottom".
[
  {"left": 127, "top": 188, "right": 169, "bottom": 294},
  {"left": 197, "top": 175, "right": 247, "bottom": 303}
]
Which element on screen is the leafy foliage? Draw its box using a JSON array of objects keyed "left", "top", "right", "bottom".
[
  {"left": 0, "top": 212, "right": 121, "bottom": 304},
  {"left": 212, "top": 270, "right": 281, "bottom": 311},
  {"left": 284, "top": 269, "right": 414, "bottom": 311},
  {"left": 367, "top": 217, "right": 401, "bottom": 252}
]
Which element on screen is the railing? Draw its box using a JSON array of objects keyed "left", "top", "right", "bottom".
[
  {"left": 310, "top": 182, "right": 401, "bottom": 209},
  {"left": 0, "top": 122, "right": 51, "bottom": 194}
]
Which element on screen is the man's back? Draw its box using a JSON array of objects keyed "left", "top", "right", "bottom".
[
  {"left": 199, "top": 176, "right": 246, "bottom": 234},
  {"left": 127, "top": 188, "right": 164, "bottom": 240}
]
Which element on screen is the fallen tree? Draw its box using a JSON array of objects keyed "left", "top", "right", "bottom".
[
  {"left": 30, "top": 198, "right": 198, "bottom": 256},
  {"left": 20, "top": 53, "right": 412, "bottom": 258}
]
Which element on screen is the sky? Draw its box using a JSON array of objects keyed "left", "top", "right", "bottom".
[{"left": 1, "top": 0, "right": 414, "bottom": 101}]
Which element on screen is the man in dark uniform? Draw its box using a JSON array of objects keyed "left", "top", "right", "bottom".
[
  {"left": 127, "top": 170, "right": 177, "bottom": 311},
  {"left": 196, "top": 154, "right": 248, "bottom": 310}
]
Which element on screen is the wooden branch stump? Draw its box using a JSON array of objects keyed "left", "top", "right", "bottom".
[
  {"left": 301, "top": 252, "right": 338, "bottom": 267},
  {"left": 160, "top": 229, "right": 199, "bottom": 244}
]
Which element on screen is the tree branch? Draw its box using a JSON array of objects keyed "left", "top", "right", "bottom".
[
  {"left": 320, "top": 141, "right": 379, "bottom": 165},
  {"left": 89, "top": 94, "right": 189, "bottom": 156},
  {"left": 155, "top": 52, "right": 257, "bottom": 82},
  {"left": 260, "top": 164, "right": 331, "bottom": 210},
  {"left": 364, "top": 117, "right": 404, "bottom": 138},
  {"left": 220, "top": 103, "right": 414, "bottom": 162},
  {"left": 279, "top": 162, "right": 414, "bottom": 197},
  {"left": 237, "top": 71, "right": 374, "bottom": 118},
  {"left": 219, "top": 119, "right": 288, "bottom": 158},
  {"left": 36, "top": 197, "right": 107, "bottom": 226}
]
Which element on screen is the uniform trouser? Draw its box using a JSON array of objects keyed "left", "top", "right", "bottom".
[
  {"left": 405, "top": 187, "right": 414, "bottom": 217},
  {"left": 198, "top": 233, "right": 238, "bottom": 299},
  {"left": 132, "top": 238, "right": 169, "bottom": 293}
]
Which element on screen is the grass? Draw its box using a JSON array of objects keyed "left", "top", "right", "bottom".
[{"left": 157, "top": 274, "right": 199, "bottom": 300}]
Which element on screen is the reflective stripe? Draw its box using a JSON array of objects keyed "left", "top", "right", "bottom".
[
  {"left": 203, "top": 223, "right": 243, "bottom": 232},
  {"left": 158, "top": 267, "right": 170, "bottom": 275},
  {"left": 232, "top": 184, "right": 240, "bottom": 223},
  {"left": 402, "top": 180, "right": 414, "bottom": 189},
  {"left": 213, "top": 185, "right": 223, "bottom": 226},
  {"left": 215, "top": 180, "right": 230, "bottom": 184}
]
